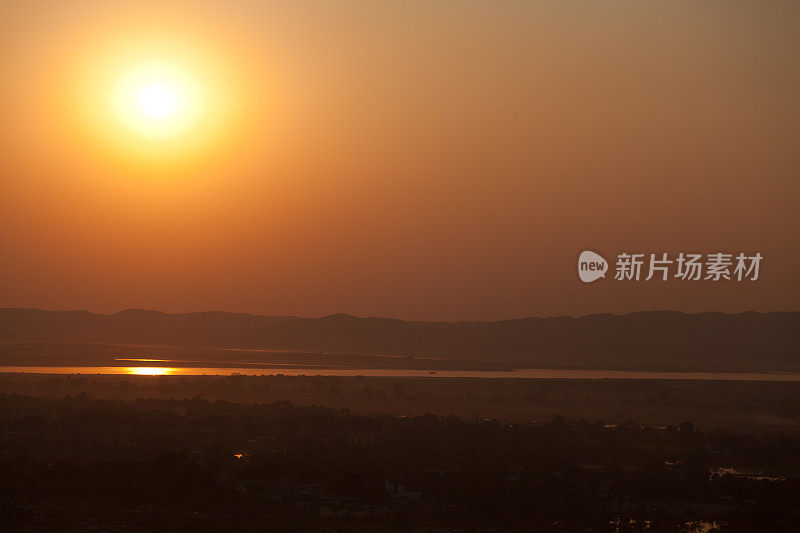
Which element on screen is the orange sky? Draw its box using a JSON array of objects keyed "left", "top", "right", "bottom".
[{"left": 0, "top": 1, "right": 798, "bottom": 321}]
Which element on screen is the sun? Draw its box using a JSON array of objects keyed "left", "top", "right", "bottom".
[
  {"left": 137, "top": 83, "right": 178, "bottom": 119},
  {"left": 110, "top": 61, "right": 204, "bottom": 140},
  {"left": 68, "top": 34, "right": 260, "bottom": 166}
]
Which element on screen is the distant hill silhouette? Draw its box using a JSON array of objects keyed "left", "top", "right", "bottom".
[{"left": 0, "top": 308, "right": 797, "bottom": 371}]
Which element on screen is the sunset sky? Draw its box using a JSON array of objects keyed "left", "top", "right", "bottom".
[{"left": 0, "top": 1, "right": 798, "bottom": 321}]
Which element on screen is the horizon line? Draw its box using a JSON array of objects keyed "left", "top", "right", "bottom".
[{"left": 1, "top": 307, "right": 798, "bottom": 325}]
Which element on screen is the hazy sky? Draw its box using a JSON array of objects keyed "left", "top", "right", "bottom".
[{"left": 0, "top": 1, "right": 798, "bottom": 320}]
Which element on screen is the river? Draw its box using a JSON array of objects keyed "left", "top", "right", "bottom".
[{"left": 2, "top": 366, "right": 800, "bottom": 380}]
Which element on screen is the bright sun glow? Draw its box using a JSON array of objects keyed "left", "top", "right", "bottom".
[
  {"left": 137, "top": 83, "right": 178, "bottom": 118},
  {"left": 111, "top": 61, "right": 204, "bottom": 140},
  {"left": 69, "top": 34, "right": 260, "bottom": 166}
]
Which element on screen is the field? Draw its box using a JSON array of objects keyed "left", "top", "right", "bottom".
[{"left": 3, "top": 372, "right": 800, "bottom": 434}]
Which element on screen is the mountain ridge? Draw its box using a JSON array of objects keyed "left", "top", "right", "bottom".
[{"left": 0, "top": 308, "right": 797, "bottom": 371}]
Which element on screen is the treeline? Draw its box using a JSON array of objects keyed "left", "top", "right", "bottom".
[{"left": 1, "top": 394, "right": 800, "bottom": 530}]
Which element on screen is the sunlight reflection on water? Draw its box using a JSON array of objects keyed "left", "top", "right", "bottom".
[{"left": 124, "top": 367, "right": 177, "bottom": 376}]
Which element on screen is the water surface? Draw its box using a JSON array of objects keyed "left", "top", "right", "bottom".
[{"left": 3, "top": 366, "right": 800, "bottom": 381}]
